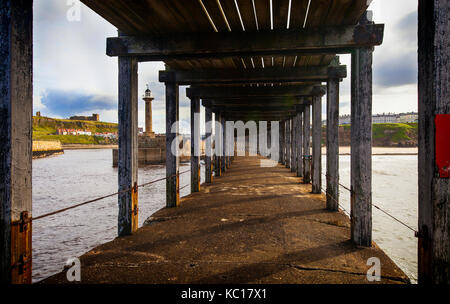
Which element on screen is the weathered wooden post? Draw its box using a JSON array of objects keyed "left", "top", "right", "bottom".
[
  {"left": 268, "top": 122, "right": 271, "bottom": 158},
  {"left": 303, "top": 104, "right": 311, "bottom": 184},
  {"left": 221, "top": 115, "right": 226, "bottom": 172},
  {"left": 0, "top": 0, "right": 33, "bottom": 284},
  {"left": 118, "top": 55, "right": 139, "bottom": 235},
  {"left": 280, "top": 120, "right": 285, "bottom": 164},
  {"left": 418, "top": 0, "right": 450, "bottom": 284},
  {"left": 285, "top": 120, "right": 291, "bottom": 168},
  {"left": 327, "top": 65, "right": 341, "bottom": 210},
  {"left": 295, "top": 105, "right": 303, "bottom": 177},
  {"left": 205, "top": 107, "right": 213, "bottom": 183},
  {"left": 312, "top": 86, "right": 325, "bottom": 194},
  {"left": 215, "top": 112, "right": 222, "bottom": 177},
  {"left": 350, "top": 14, "right": 373, "bottom": 246},
  {"left": 160, "top": 71, "right": 179, "bottom": 207},
  {"left": 291, "top": 116, "right": 297, "bottom": 173},
  {"left": 190, "top": 95, "right": 200, "bottom": 192}
]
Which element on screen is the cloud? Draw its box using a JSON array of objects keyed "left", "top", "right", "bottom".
[
  {"left": 40, "top": 89, "right": 116, "bottom": 118},
  {"left": 374, "top": 53, "right": 417, "bottom": 87}
]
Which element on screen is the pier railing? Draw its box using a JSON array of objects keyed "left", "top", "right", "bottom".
[
  {"left": 320, "top": 172, "right": 418, "bottom": 235},
  {"left": 28, "top": 169, "right": 191, "bottom": 223}
]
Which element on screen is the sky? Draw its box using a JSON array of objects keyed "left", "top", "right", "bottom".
[{"left": 33, "top": 0, "right": 418, "bottom": 134}]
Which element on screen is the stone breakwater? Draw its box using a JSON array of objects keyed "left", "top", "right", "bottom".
[{"left": 32, "top": 140, "right": 64, "bottom": 159}]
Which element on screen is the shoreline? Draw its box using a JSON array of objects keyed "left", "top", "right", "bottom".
[{"left": 62, "top": 144, "right": 118, "bottom": 150}]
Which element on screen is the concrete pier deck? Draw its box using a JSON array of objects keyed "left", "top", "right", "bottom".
[{"left": 44, "top": 156, "right": 409, "bottom": 284}]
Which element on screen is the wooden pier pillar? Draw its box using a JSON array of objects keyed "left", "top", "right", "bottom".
[
  {"left": 279, "top": 120, "right": 285, "bottom": 164},
  {"left": 221, "top": 115, "right": 226, "bottom": 172},
  {"left": 0, "top": 0, "right": 33, "bottom": 284},
  {"left": 118, "top": 56, "right": 139, "bottom": 235},
  {"left": 326, "top": 75, "right": 340, "bottom": 210},
  {"left": 312, "top": 87, "right": 324, "bottom": 194},
  {"left": 205, "top": 107, "right": 213, "bottom": 184},
  {"left": 164, "top": 74, "right": 180, "bottom": 207},
  {"left": 295, "top": 106, "right": 303, "bottom": 177},
  {"left": 267, "top": 122, "right": 272, "bottom": 159},
  {"left": 418, "top": 0, "right": 450, "bottom": 284},
  {"left": 286, "top": 120, "right": 291, "bottom": 168},
  {"left": 291, "top": 117, "right": 297, "bottom": 173},
  {"left": 190, "top": 96, "right": 200, "bottom": 192},
  {"left": 303, "top": 105, "right": 311, "bottom": 184},
  {"left": 215, "top": 112, "right": 222, "bottom": 177},
  {"left": 350, "top": 46, "right": 373, "bottom": 247}
]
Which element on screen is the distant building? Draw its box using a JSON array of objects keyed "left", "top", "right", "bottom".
[
  {"left": 69, "top": 113, "right": 100, "bottom": 121},
  {"left": 339, "top": 114, "right": 351, "bottom": 125},
  {"left": 56, "top": 129, "right": 92, "bottom": 136},
  {"left": 372, "top": 113, "right": 398, "bottom": 124},
  {"left": 398, "top": 112, "right": 419, "bottom": 123},
  {"left": 336, "top": 112, "right": 418, "bottom": 126},
  {"left": 36, "top": 111, "right": 41, "bottom": 117}
]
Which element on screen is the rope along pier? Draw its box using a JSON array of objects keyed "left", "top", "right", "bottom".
[
  {"left": 28, "top": 169, "right": 191, "bottom": 222},
  {"left": 320, "top": 173, "right": 418, "bottom": 235}
]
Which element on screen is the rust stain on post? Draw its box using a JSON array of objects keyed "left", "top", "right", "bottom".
[
  {"left": 131, "top": 182, "right": 138, "bottom": 233},
  {"left": 11, "top": 212, "right": 32, "bottom": 284}
]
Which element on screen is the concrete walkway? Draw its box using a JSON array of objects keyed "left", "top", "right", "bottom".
[{"left": 44, "top": 156, "right": 409, "bottom": 284}]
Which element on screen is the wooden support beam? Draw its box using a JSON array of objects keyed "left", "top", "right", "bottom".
[
  {"left": 214, "top": 112, "right": 222, "bottom": 177},
  {"left": 286, "top": 120, "right": 291, "bottom": 168},
  {"left": 418, "top": 0, "right": 450, "bottom": 284},
  {"left": 280, "top": 121, "right": 285, "bottom": 165},
  {"left": 291, "top": 115, "right": 297, "bottom": 172},
  {"left": 107, "top": 24, "right": 385, "bottom": 60},
  {"left": 326, "top": 78, "right": 340, "bottom": 211},
  {"left": 303, "top": 105, "right": 311, "bottom": 184},
  {"left": 165, "top": 76, "right": 180, "bottom": 207},
  {"left": 311, "top": 88, "right": 324, "bottom": 194},
  {"left": 205, "top": 107, "right": 213, "bottom": 184},
  {"left": 160, "top": 66, "right": 346, "bottom": 85},
  {"left": 118, "top": 57, "right": 139, "bottom": 236},
  {"left": 221, "top": 115, "right": 226, "bottom": 172},
  {"left": 187, "top": 85, "right": 318, "bottom": 99},
  {"left": 296, "top": 107, "right": 304, "bottom": 178},
  {"left": 350, "top": 47, "right": 373, "bottom": 247},
  {"left": 190, "top": 96, "right": 200, "bottom": 192},
  {"left": 291, "top": 118, "right": 296, "bottom": 172},
  {"left": 204, "top": 96, "right": 310, "bottom": 106},
  {"left": 206, "top": 104, "right": 305, "bottom": 113},
  {"left": 0, "top": 0, "right": 33, "bottom": 284}
]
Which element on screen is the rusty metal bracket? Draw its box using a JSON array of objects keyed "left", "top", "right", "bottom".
[
  {"left": 11, "top": 254, "right": 31, "bottom": 275},
  {"left": 12, "top": 211, "right": 31, "bottom": 232}
]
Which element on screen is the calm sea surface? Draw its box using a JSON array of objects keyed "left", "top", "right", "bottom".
[{"left": 32, "top": 150, "right": 417, "bottom": 283}]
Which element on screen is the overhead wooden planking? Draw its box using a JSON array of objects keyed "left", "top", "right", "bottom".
[
  {"left": 188, "top": 85, "right": 321, "bottom": 98},
  {"left": 254, "top": 0, "right": 272, "bottom": 30},
  {"left": 107, "top": 24, "right": 384, "bottom": 60},
  {"left": 289, "top": 0, "right": 309, "bottom": 29},
  {"left": 237, "top": 0, "right": 258, "bottom": 31},
  {"left": 273, "top": 0, "right": 291, "bottom": 29},
  {"left": 160, "top": 66, "right": 346, "bottom": 84}
]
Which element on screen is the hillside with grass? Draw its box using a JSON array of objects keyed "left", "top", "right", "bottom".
[
  {"left": 322, "top": 123, "right": 418, "bottom": 147},
  {"left": 33, "top": 116, "right": 118, "bottom": 145}
]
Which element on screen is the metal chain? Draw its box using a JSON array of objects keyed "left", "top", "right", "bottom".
[
  {"left": 31, "top": 169, "right": 191, "bottom": 221},
  {"left": 320, "top": 172, "right": 417, "bottom": 234}
]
